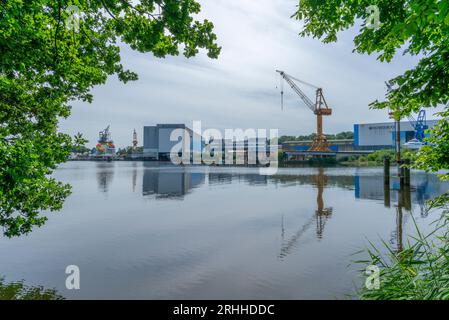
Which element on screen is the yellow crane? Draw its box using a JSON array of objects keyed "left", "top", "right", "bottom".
[{"left": 277, "top": 70, "right": 333, "bottom": 152}]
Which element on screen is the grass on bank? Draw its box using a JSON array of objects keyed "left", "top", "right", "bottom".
[
  {"left": 357, "top": 194, "right": 449, "bottom": 300},
  {"left": 339, "top": 149, "right": 417, "bottom": 166}
]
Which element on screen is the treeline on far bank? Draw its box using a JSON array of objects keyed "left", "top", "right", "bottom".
[
  {"left": 278, "top": 149, "right": 417, "bottom": 167},
  {"left": 338, "top": 149, "right": 416, "bottom": 166},
  {"left": 278, "top": 131, "right": 354, "bottom": 144}
]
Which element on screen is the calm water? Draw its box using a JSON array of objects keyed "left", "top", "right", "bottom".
[{"left": 1, "top": 162, "right": 448, "bottom": 299}]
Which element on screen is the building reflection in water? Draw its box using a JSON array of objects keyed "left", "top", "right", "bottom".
[
  {"left": 96, "top": 162, "right": 115, "bottom": 193},
  {"left": 354, "top": 173, "right": 448, "bottom": 212},
  {"left": 142, "top": 166, "right": 205, "bottom": 199},
  {"left": 139, "top": 164, "right": 447, "bottom": 253},
  {"left": 142, "top": 167, "right": 269, "bottom": 199},
  {"left": 356, "top": 173, "right": 449, "bottom": 252},
  {"left": 208, "top": 173, "right": 268, "bottom": 186},
  {"left": 276, "top": 169, "right": 449, "bottom": 257},
  {"left": 132, "top": 162, "right": 137, "bottom": 193}
]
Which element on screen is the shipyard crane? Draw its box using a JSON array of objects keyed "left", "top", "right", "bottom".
[
  {"left": 407, "top": 109, "right": 428, "bottom": 142},
  {"left": 99, "top": 125, "right": 111, "bottom": 143},
  {"left": 276, "top": 70, "right": 333, "bottom": 152}
]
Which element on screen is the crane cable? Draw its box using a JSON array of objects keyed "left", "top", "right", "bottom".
[
  {"left": 285, "top": 72, "right": 320, "bottom": 90},
  {"left": 280, "top": 74, "right": 284, "bottom": 111},
  {"left": 277, "top": 70, "right": 319, "bottom": 112}
]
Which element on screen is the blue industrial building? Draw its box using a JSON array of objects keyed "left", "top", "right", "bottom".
[
  {"left": 353, "top": 120, "right": 438, "bottom": 150},
  {"left": 282, "top": 117, "right": 439, "bottom": 160}
]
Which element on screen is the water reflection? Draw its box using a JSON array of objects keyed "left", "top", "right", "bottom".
[
  {"left": 314, "top": 168, "right": 333, "bottom": 239},
  {"left": 209, "top": 173, "right": 268, "bottom": 186},
  {"left": 207, "top": 169, "right": 447, "bottom": 253},
  {"left": 391, "top": 185, "right": 412, "bottom": 252},
  {"left": 142, "top": 167, "right": 205, "bottom": 199},
  {"left": 356, "top": 173, "right": 449, "bottom": 252},
  {"left": 279, "top": 168, "right": 333, "bottom": 259},
  {"left": 354, "top": 173, "right": 446, "bottom": 211},
  {"left": 133, "top": 164, "right": 447, "bottom": 251},
  {"left": 132, "top": 162, "right": 137, "bottom": 193},
  {"left": 91, "top": 165, "right": 449, "bottom": 258},
  {"left": 2, "top": 163, "right": 449, "bottom": 299},
  {"left": 96, "top": 162, "right": 115, "bottom": 193},
  {"left": 0, "top": 277, "right": 64, "bottom": 300}
]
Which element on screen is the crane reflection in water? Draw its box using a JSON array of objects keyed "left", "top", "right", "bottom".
[
  {"left": 279, "top": 168, "right": 332, "bottom": 259},
  {"left": 94, "top": 162, "right": 447, "bottom": 257},
  {"left": 278, "top": 168, "right": 449, "bottom": 258}
]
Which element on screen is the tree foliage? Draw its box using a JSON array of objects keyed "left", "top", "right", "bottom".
[
  {"left": 415, "top": 110, "right": 449, "bottom": 180},
  {"left": 294, "top": 0, "right": 449, "bottom": 174},
  {"left": 116, "top": 146, "right": 143, "bottom": 156},
  {"left": 0, "top": 0, "right": 220, "bottom": 237},
  {"left": 278, "top": 131, "right": 354, "bottom": 144}
]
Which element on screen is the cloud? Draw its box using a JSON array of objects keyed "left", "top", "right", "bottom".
[{"left": 60, "top": 0, "right": 421, "bottom": 148}]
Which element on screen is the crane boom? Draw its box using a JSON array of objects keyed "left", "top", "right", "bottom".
[{"left": 277, "top": 70, "right": 315, "bottom": 112}]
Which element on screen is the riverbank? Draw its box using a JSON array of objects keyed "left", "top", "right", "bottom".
[
  {"left": 69, "top": 149, "right": 418, "bottom": 170},
  {"left": 359, "top": 196, "right": 449, "bottom": 300},
  {"left": 337, "top": 149, "right": 417, "bottom": 167}
]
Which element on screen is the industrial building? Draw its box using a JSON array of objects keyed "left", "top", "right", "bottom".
[
  {"left": 143, "top": 118, "right": 439, "bottom": 163},
  {"left": 143, "top": 124, "right": 276, "bottom": 163},
  {"left": 143, "top": 124, "right": 202, "bottom": 160},
  {"left": 354, "top": 120, "right": 438, "bottom": 150},
  {"left": 282, "top": 118, "right": 439, "bottom": 160}
]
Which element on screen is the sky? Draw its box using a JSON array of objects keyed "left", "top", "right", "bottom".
[{"left": 60, "top": 0, "right": 426, "bottom": 149}]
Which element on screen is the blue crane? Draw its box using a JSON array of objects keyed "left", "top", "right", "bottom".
[{"left": 407, "top": 110, "right": 428, "bottom": 142}]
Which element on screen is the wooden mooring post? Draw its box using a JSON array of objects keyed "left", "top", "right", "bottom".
[
  {"left": 404, "top": 159, "right": 411, "bottom": 186},
  {"left": 384, "top": 158, "right": 390, "bottom": 186},
  {"left": 400, "top": 159, "right": 411, "bottom": 188},
  {"left": 384, "top": 158, "right": 391, "bottom": 207}
]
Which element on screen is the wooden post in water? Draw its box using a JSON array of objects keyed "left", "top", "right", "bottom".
[
  {"left": 384, "top": 158, "right": 390, "bottom": 186},
  {"left": 400, "top": 162, "right": 405, "bottom": 188},
  {"left": 404, "top": 159, "right": 411, "bottom": 186},
  {"left": 404, "top": 185, "right": 412, "bottom": 211},
  {"left": 396, "top": 205, "right": 404, "bottom": 252},
  {"left": 396, "top": 119, "right": 401, "bottom": 173},
  {"left": 384, "top": 182, "right": 391, "bottom": 208},
  {"left": 395, "top": 118, "right": 407, "bottom": 189},
  {"left": 384, "top": 158, "right": 391, "bottom": 207}
]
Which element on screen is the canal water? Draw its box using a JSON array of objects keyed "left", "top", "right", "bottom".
[{"left": 1, "top": 162, "right": 448, "bottom": 299}]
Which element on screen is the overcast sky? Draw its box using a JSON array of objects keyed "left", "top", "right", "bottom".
[{"left": 60, "top": 0, "right": 427, "bottom": 148}]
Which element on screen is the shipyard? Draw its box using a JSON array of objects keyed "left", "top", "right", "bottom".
[
  {"left": 70, "top": 113, "right": 437, "bottom": 166},
  {"left": 2, "top": 0, "right": 449, "bottom": 308}
]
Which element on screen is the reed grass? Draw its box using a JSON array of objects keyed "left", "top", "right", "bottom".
[{"left": 357, "top": 194, "right": 449, "bottom": 300}]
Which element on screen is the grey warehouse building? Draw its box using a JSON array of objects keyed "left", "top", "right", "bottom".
[{"left": 143, "top": 124, "right": 202, "bottom": 160}]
